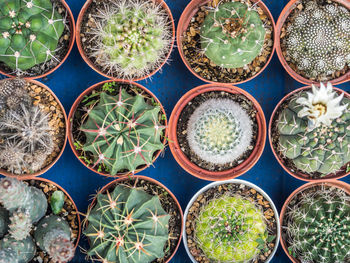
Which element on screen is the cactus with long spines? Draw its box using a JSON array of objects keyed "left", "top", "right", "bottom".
[
  {"left": 84, "top": 185, "right": 170, "bottom": 263},
  {"left": 0, "top": 208, "right": 9, "bottom": 238},
  {"left": 0, "top": 235, "right": 36, "bottom": 263}
]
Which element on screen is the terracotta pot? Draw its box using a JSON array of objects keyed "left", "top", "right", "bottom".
[
  {"left": 0, "top": 0, "right": 76, "bottom": 80},
  {"left": 0, "top": 78, "right": 68, "bottom": 179},
  {"left": 275, "top": 0, "right": 350, "bottom": 85},
  {"left": 177, "top": 0, "right": 276, "bottom": 85},
  {"left": 280, "top": 180, "right": 350, "bottom": 263},
  {"left": 68, "top": 79, "right": 168, "bottom": 177},
  {"left": 84, "top": 175, "right": 183, "bottom": 263},
  {"left": 76, "top": 0, "right": 175, "bottom": 81},
  {"left": 169, "top": 84, "right": 266, "bottom": 181},
  {"left": 269, "top": 85, "right": 350, "bottom": 182}
]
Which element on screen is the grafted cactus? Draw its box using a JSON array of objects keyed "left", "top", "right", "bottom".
[
  {"left": 200, "top": 1, "right": 266, "bottom": 68},
  {"left": 8, "top": 209, "right": 31, "bottom": 241},
  {"left": 0, "top": 0, "right": 65, "bottom": 72},
  {"left": 84, "top": 185, "right": 170, "bottom": 263},
  {"left": 195, "top": 195, "right": 267, "bottom": 262},
  {"left": 80, "top": 88, "right": 165, "bottom": 175},
  {"left": 0, "top": 208, "right": 9, "bottom": 238},
  {"left": 0, "top": 235, "right": 36, "bottom": 263}
]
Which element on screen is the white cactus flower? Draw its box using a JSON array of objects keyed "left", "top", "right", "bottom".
[{"left": 296, "top": 82, "right": 347, "bottom": 130}]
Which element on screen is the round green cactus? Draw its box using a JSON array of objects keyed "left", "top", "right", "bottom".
[
  {"left": 0, "top": 235, "right": 36, "bottom": 263},
  {"left": 200, "top": 1, "right": 266, "bottom": 68},
  {"left": 0, "top": 0, "right": 65, "bottom": 71}
]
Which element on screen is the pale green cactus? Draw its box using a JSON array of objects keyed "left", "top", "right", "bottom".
[
  {"left": 0, "top": 235, "right": 36, "bottom": 263},
  {"left": 8, "top": 209, "right": 31, "bottom": 241}
]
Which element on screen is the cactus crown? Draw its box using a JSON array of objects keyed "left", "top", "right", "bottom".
[
  {"left": 285, "top": 0, "right": 350, "bottom": 80},
  {"left": 200, "top": 1, "right": 266, "bottom": 68},
  {"left": 187, "top": 98, "right": 253, "bottom": 165},
  {"left": 284, "top": 184, "right": 350, "bottom": 263},
  {"left": 0, "top": 0, "right": 65, "bottom": 73},
  {"left": 84, "top": 185, "right": 170, "bottom": 263}
]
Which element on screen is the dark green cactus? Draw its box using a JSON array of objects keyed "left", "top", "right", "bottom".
[
  {"left": 0, "top": 208, "right": 9, "bottom": 238},
  {"left": 0, "top": 0, "right": 65, "bottom": 71},
  {"left": 84, "top": 185, "right": 170, "bottom": 263},
  {"left": 0, "top": 235, "right": 35, "bottom": 263}
]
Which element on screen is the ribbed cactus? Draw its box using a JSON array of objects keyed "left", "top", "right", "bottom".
[
  {"left": 285, "top": 185, "right": 350, "bottom": 263},
  {"left": 0, "top": 78, "right": 30, "bottom": 114},
  {"left": 195, "top": 195, "right": 267, "bottom": 262},
  {"left": 84, "top": 185, "right": 170, "bottom": 263},
  {"left": 285, "top": 1, "right": 350, "bottom": 80},
  {"left": 80, "top": 89, "right": 165, "bottom": 175},
  {"left": 8, "top": 209, "right": 31, "bottom": 241},
  {"left": 187, "top": 98, "right": 253, "bottom": 165},
  {"left": 277, "top": 83, "right": 350, "bottom": 177},
  {"left": 0, "top": 235, "right": 36, "bottom": 263},
  {"left": 0, "top": 0, "right": 65, "bottom": 72},
  {"left": 0, "top": 208, "right": 9, "bottom": 238},
  {"left": 200, "top": 1, "right": 266, "bottom": 68}
]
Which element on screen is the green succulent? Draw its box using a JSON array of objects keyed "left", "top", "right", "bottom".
[{"left": 0, "top": 235, "right": 35, "bottom": 263}]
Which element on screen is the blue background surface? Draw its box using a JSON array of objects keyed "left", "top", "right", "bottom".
[{"left": 1, "top": 0, "right": 349, "bottom": 262}]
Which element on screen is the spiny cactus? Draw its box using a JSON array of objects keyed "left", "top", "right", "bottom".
[
  {"left": 89, "top": 0, "right": 172, "bottom": 79},
  {"left": 0, "top": 235, "right": 36, "bottom": 263},
  {"left": 80, "top": 89, "right": 165, "bottom": 175},
  {"left": 284, "top": 184, "right": 350, "bottom": 263},
  {"left": 0, "top": 208, "right": 9, "bottom": 238},
  {"left": 200, "top": 1, "right": 266, "bottom": 68},
  {"left": 187, "top": 98, "right": 253, "bottom": 165},
  {"left": 285, "top": 1, "right": 350, "bottom": 80},
  {"left": 195, "top": 195, "right": 267, "bottom": 262},
  {"left": 0, "top": 78, "right": 30, "bottom": 114},
  {"left": 8, "top": 209, "right": 31, "bottom": 241},
  {"left": 0, "top": 0, "right": 65, "bottom": 73},
  {"left": 84, "top": 185, "right": 170, "bottom": 263}
]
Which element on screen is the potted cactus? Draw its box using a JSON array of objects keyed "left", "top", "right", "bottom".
[
  {"left": 68, "top": 80, "right": 167, "bottom": 177},
  {"left": 0, "top": 0, "right": 75, "bottom": 79},
  {"left": 76, "top": 0, "right": 175, "bottom": 81},
  {"left": 0, "top": 176, "right": 81, "bottom": 263},
  {"left": 177, "top": 0, "right": 275, "bottom": 84},
  {"left": 269, "top": 82, "right": 350, "bottom": 181},
  {"left": 82, "top": 175, "right": 183, "bottom": 263},
  {"left": 169, "top": 84, "right": 266, "bottom": 181},
  {"left": 280, "top": 180, "right": 350, "bottom": 263},
  {"left": 276, "top": 0, "right": 350, "bottom": 85},
  {"left": 183, "top": 179, "right": 280, "bottom": 263},
  {"left": 0, "top": 78, "right": 68, "bottom": 178}
]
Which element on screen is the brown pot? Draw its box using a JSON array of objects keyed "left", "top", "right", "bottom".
[
  {"left": 67, "top": 79, "right": 168, "bottom": 177},
  {"left": 76, "top": 0, "right": 175, "bottom": 81},
  {"left": 177, "top": 0, "right": 276, "bottom": 85},
  {"left": 0, "top": 79, "right": 68, "bottom": 179},
  {"left": 168, "top": 84, "right": 266, "bottom": 181},
  {"left": 0, "top": 0, "right": 76, "bottom": 80},
  {"left": 275, "top": 0, "right": 350, "bottom": 85},
  {"left": 280, "top": 180, "right": 350, "bottom": 263},
  {"left": 84, "top": 175, "right": 183, "bottom": 263},
  {"left": 269, "top": 85, "right": 350, "bottom": 182}
]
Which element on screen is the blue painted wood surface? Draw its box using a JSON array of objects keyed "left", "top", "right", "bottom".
[{"left": 1, "top": 0, "right": 349, "bottom": 262}]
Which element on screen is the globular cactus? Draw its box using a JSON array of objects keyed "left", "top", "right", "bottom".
[
  {"left": 0, "top": 0, "right": 65, "bottom": 72},
  {"left": 34, "top": 215, "right": 74, "bottom": 263},
  {"left": 277, "top": 83, "right": 350, "bottom": 177},
  {"left": 285, "top": 1, "right": 350, "bottom": 80},
  {"left": 0, "top": 207, "right": 9, "bottom": 238},
  {"left": 284, "top": 185, "right": 350, "bottom": 263},
  {"left": 84, "top": 185, "right": 170, "bottom": 263},
  {"left": 187, "top": 98, "right": 253, "bottom": 165},
  {"left": 89, "top": 0, "right": 172, "bottom": 79},
  {"left": 200, "top": 1, "right": 266, "bottom": 68},
  {"left": 0, "top": 78, "right": 30, "bottom": 114},
  {"left": 80, "top": 89, "right": 165, "bottom": 175},
  {"left": 8, "top": 209, "right": 32, "bottom": 241},
  {"left": 0, "top": 235, "right": 36, "bottom": 263},
  {"left": 195, "top": 195, "right": 267, "bottom": 262}
]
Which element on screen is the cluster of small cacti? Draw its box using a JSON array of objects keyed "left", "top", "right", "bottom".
[
  {"left": 194, "top": 195, "right": 267, "bottom": 262},
  {"left": 0, "top": 177, "right": 74, "bottom": 263},
  {"left": 187, "top": 98, "right": 253, "bottom": 165},
  {"left": 80, "top": 87, "right": 165, "bottom": 175},
  {"left": 89, "top": 0, "right": 172, "bottom": 79},
  {"left": 285, "top": 0, "right": 350, "bottom": 80},
  {"left": 200, "top": 1, "right": 266, "bottom": 68},
  {"left": 84, "top": 184, "right": 170, "bottom": 263},
  {"left": 277, "top": 83, "right": 350, "bottom": 177}
]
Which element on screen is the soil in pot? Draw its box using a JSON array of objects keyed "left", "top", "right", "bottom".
[
  {"left": 185, "top": 183, "right": 278, "bottom": 263},
  {"left": 181, "top": 0, "right": 274, "bottom": 83}
]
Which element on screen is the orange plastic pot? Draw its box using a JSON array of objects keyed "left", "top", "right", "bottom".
[
  {"left": 0, "top": 0, "right": 76, "bottom": 80},
  {"left": 169, "top": 84, "right": 266, "bottom": 181},
  {"left": 269, "top": 85, "right": 350, "bottom": 182},
  {"left": 67, "top": 79, "right": 168, "bottom": 177},
  {"left": 177, "top": 0, "right": 276, "bottom": 85},
  {"left": 0, "top": 79, "right": 68, "bottom": 179},
  {"left": 280, "top": 180, "right": 350, "bottom": 263},
  {"left": 76, "top": 0, "right": 175, "bottom": 81},
  {"left": 275, "top": 0, "right": 350, "bottom": 85}
]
